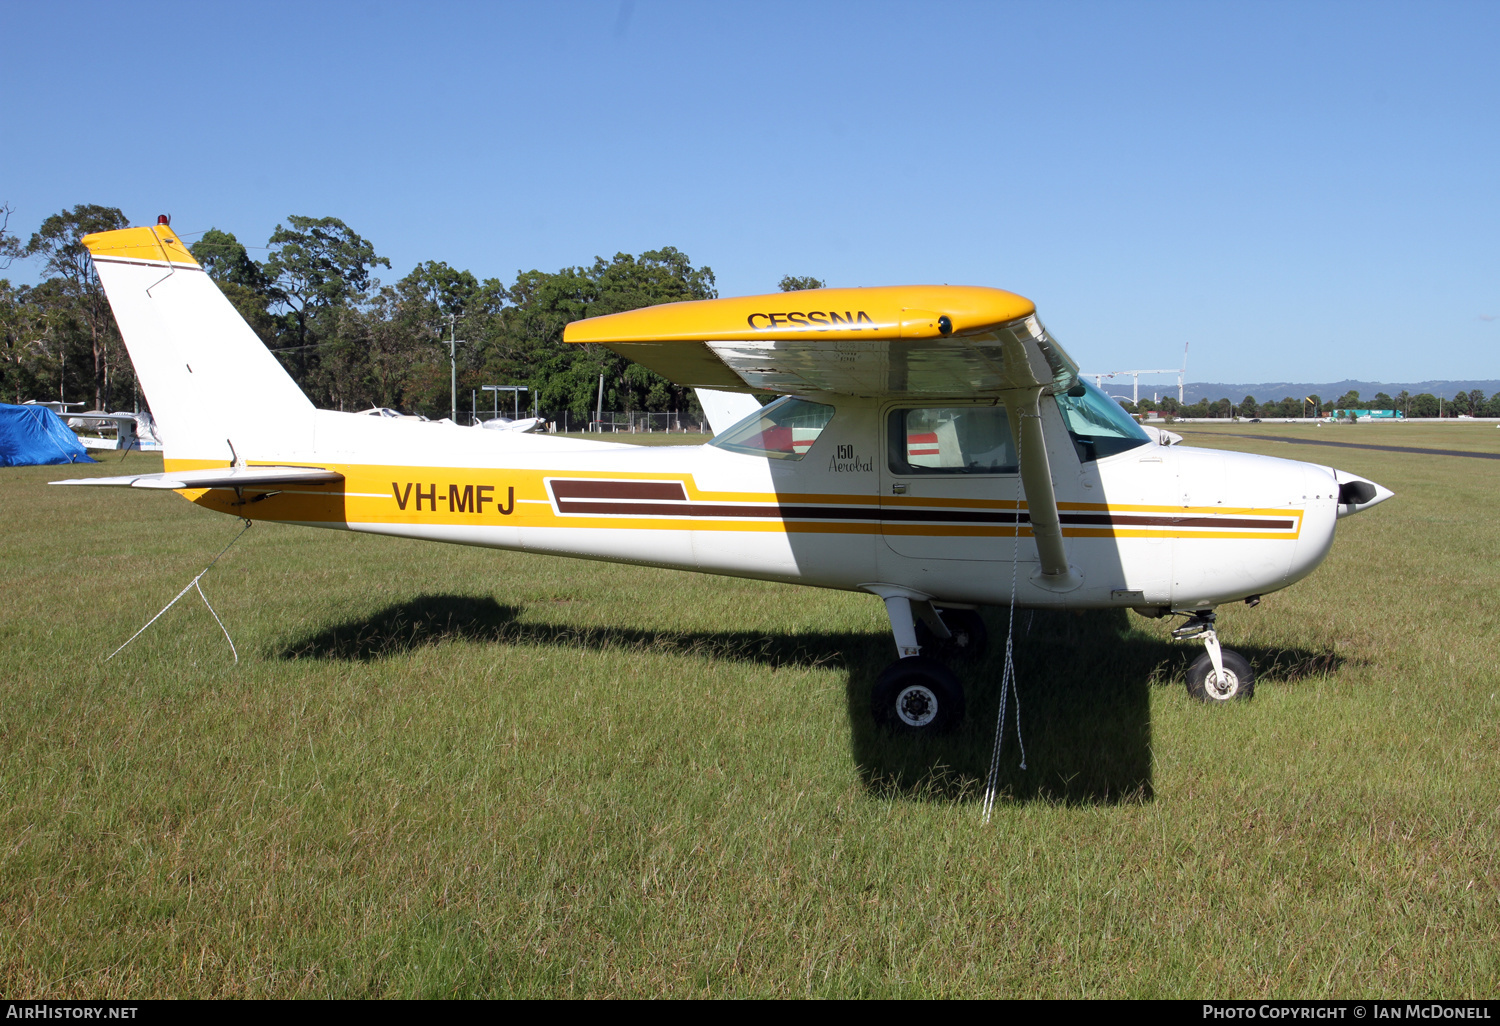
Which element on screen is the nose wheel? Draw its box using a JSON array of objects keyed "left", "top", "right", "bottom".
[
  {"left": 1173, "top": 610, "right": 1256, "bottom": 702},
  {"left": 1185, "top": 648, "right": 1255, "bottom": 701}
]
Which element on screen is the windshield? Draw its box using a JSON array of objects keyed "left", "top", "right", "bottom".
[
  {"left": 709, "top": 396, "right": 834, "bottom": 460},
  {"left": 1054, "top": 381, "right": 1151, "bottom": 461}
]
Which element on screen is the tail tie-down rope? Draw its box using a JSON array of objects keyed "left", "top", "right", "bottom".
[
  {"left": 982, "top": 412, "right": 1032, "bottom": 824},
  {"left": 107, "top": 519, "right": 253, "bottom": 665}
]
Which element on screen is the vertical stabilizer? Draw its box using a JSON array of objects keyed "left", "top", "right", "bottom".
[{"left": 82, "top": 223, "right": 314, "bottom": 464}]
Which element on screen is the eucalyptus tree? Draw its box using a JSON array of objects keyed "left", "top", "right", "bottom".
[
  {"left": 261, "top": 215, "right": 390, "bottom": 351},
  {"left": 498, "top": 247, "right": 717, "bottom": 419},
  {"left": 0, "top": 203, "right": 20, "bottom": 269},
  {"left": 257, "top": 215, "right": 390, "bottom": 406},
  {"left": 24, "top": 204, "right": 131, "bottom": 409},
  {"left": 778, "top": 275, "right": 825, "bottom": 291}
]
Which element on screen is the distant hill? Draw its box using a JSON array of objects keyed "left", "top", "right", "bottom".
[{"left": 1178, "top": 379, "right": 1500, "bottom": 404}]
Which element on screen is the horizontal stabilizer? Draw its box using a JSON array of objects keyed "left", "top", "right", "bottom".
[{"left": 50, "top": 466, "right": 343, "bottom": 490}]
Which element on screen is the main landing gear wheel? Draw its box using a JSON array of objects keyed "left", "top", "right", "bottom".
[
  {"left": 1185, "top": 648, "right": 1256, "bottom": 702},
  {"left": 914, "top": 608, "right": 988, "bottom": 662},
  {"left": 872, "top": 657, "right": 966, "bottom": 735}
]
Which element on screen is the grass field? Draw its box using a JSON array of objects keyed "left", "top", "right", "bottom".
[
  {"left": 1177, "top": 419, "right": 1500, "bottom": 455},
  {"left": 1, "top": 424, "right": 1496, "bottom": 997}
]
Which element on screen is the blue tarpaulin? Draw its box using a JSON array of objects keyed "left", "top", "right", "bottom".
[{"left": 0, "top": 404, "right": 98, "bottom": 467}]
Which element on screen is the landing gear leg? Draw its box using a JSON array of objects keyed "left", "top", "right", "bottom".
[
  {"left": 881, "top": 594, "right": 922, "bottom": 660},
  {"left": 870, "top": 593, "right": 966, "bottom": 733},
  {"left": 1173, "top": 610, "right": 1256, "bottom": 702}
]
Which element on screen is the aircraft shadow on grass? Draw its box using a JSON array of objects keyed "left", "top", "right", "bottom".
[{"left": 276, "top": 595, "right": 1341, "bottom": 807}]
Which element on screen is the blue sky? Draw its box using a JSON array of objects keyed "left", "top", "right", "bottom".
[{"left": 4, "top": 0, "right": 1496, "bottom": 384}]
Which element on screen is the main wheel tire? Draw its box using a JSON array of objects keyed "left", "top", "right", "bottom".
[
  {"left": 914, "top": 608, "right": 988, "bottom": 661},
  {"left": 1185, "top": 648, "right": 1256, "bottom": 702},
  {"left": 872, "top": 656, "right": 966, "bottom": 734}
]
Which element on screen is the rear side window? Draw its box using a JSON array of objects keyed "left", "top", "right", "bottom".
[
  {"left": 710, "top": 396, "right": 834, "bottom": 460},
  {"left": 887, "top": 406, "right": 1016, "bottom": 475}
]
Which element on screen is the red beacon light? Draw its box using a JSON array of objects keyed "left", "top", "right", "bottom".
[{"left": 157, "top": 214, "right": 171, "bottom": 225}]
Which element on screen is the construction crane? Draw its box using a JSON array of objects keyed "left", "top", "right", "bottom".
[{"left": 1083, "top": 342, "right": 1189, "bottom": 404}]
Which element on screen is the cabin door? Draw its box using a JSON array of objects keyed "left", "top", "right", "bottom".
[{"left": 878, "top": 402, "right": 1034, "bottom": 564}]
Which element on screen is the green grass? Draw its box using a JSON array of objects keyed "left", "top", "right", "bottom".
[
  {"left": 0, "top": 434, "right": 1495, "bottom": 997},
  {"left": 1178, "top": 419, "right": 1500, "bottom": 454}
]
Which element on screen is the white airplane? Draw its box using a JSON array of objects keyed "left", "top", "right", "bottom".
[
  {"left": 476, "top": 416, "right": 543, "bottom": 434},
  {"left": 64, "top": 410, "right": 163, "bottom": 451},
  {"left": 52, "top": 219, "right": 1393, "bottom": 732}
]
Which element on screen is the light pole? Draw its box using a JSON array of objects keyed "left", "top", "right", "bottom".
[{"left": 439, "top": 314, "right": 464, "bottom": 424}]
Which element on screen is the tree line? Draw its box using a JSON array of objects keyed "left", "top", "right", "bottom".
[
  {"left": 1115, "top": 387, "right": 1500, "bottom": 419},
  {"left": 3, "top": 202, "right": 1494, "bottom": 422},
  {"left": 0, "top": 204, "right": 762, "bottom": 422}
]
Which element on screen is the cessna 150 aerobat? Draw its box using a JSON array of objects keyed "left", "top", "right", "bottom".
[{"left": 54, "top": 220, "right": 1392, "bottom": 733}]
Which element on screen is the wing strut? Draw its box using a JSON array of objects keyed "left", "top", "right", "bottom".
[{"left": 1006, "top": 388, "right": 1081, "bottom": 592}]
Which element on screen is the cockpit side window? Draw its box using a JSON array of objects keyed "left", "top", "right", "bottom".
[
  {"left": 709, "top": 396, "right": 834, "bottom": 460},
  {"left": 1054, "top": 381, "right": 1152, "bottom": 461},
  {"left": 887, "top": 405, "right": 1016, "bottom": 475}
]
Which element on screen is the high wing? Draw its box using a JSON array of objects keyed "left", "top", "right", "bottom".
[
  {"left": 564, "top": 284, "right": 1083, "bottom": 588},
  {"left": 50, "top": 466, "right": 343, "bottom": 490},
  {"left": 563, "top": 285, "right": 1079, "bottom": 398}
]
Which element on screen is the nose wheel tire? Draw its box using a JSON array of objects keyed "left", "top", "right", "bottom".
[
  {"left": 1186, "top": 648, "right": 1255, "bottom": 702},
  {"left": 914, "top": 608, "right": 988, "bottom": 662},
  {"left": 872, "top": 656, "right": 965, "bottom": 734}
]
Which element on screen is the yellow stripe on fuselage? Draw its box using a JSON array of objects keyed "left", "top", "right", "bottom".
[{"left": 164, "top": 459, "right": 1304, "bottom": 541}]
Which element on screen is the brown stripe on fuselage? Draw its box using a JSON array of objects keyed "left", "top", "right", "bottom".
[
  {"left": 547, "top": 490, "right": 1298, "bottom": 530},
  {"left": 1066, "top": 513, "right": 1296, "bottom": 530},
  {"left": 549, "top": 479, "right": 688, "bottom": 501}
]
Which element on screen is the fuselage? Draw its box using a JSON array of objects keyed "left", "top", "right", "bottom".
[{"left": 174, "top": 395, "right": 1346, "bottom": 612}]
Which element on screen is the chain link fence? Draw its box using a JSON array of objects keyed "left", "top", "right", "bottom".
[{"left": 474, "top": 410, "right": 707, "bottom": 434}]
